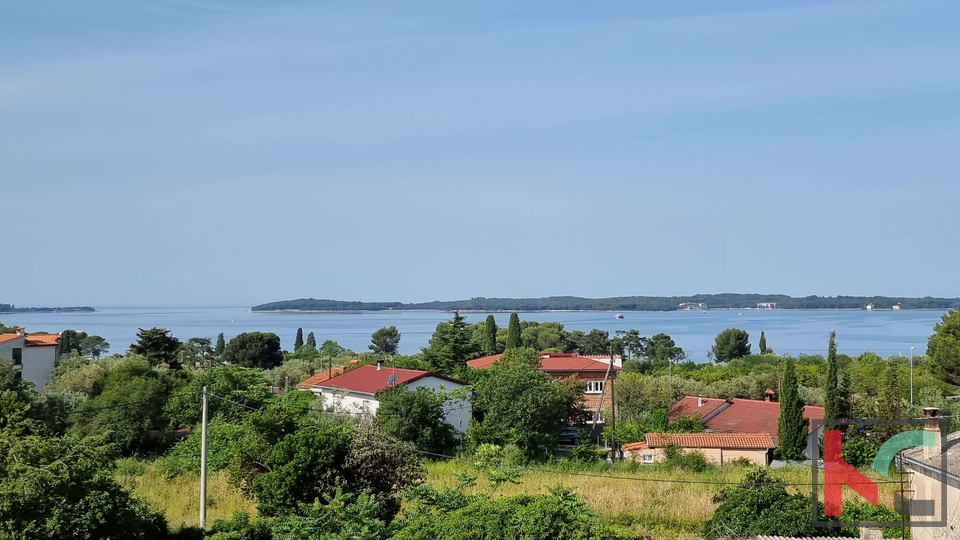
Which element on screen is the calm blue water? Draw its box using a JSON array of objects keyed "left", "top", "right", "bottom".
[{"left": 1, "top": 307, "right": 945, "bottom": 361}]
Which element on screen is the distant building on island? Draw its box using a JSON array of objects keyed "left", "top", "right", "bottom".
[
  {"left": 678, "top": 302, "right": 707, "bottom": 311},
  {"left": 893, "top": 303, "right": 902, "bottom": 310},
  {"left": 866, "top": 303, "right": 875, "bottom": 310},
  {"left": 756, "top": 302, "right": 778, "bottom": 309}
]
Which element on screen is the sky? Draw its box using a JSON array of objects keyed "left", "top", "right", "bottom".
[{"left": 3, "top": 0, "right": 959, "bottom": 308}]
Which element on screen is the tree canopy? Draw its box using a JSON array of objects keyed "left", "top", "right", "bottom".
[
  {"left": 711, "top": 328, "right": 751, "bottom": 363},
  {"left": 370, "top": 326, "right": 401, "bottom": 355},
  {"left": 129, "top": 327, "right": 181, "bottom": 367},
  {"left": 221, "top": 332, "right": 283, "bottom": 369}
]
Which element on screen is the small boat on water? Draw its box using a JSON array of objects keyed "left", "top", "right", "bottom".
[{"left": 614, "top": 313, "right": 624, "bottom": 319}]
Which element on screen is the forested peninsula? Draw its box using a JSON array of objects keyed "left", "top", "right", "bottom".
[
  {"left": 251, "top": 294, "right": 960, "bottom": 312},
  {"left": 0, "top": 303, "right": 95, "bottom": 313}
]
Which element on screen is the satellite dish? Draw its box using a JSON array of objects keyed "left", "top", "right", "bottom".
[{"left": 387, "top": 374, "right": 397, "bottom": 387}]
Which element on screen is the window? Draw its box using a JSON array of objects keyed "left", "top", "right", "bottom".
[
  {"left": 642, "top": 454, "right": 654, "bottom": 464},
  {"left": 11, "top": 348, "right": 22, "bottom": 366},
  {"left": 585, "top": 380, "right": 605, "bottom": 394}
]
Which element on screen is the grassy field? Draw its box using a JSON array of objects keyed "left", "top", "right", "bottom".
[
  {"left": 116, "top": 460, "right": 901, "bottom": 539},
  {"left": 116, "top": 463, "right": 257, "bottom": 530},
  {"left": 425, "top": 461, "right": 902, "bottom": 540}
]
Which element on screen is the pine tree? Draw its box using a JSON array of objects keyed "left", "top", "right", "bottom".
[
  {"left": 215, "top": 333, "right": 226, "bottom": 355},
  {"left": 777, "top": 358, "right": 808, "bottom": 460},
  {"left": 422, "top": 311, "right": 474, "bottom": 374},
  {"left": 294, "top": 328, "right": 304, "bottom": 350},
  {"left": 483, "top": 314, "right": 498, "bottom": 355},
  {"left": 759, "top": 331, "right": 768, "bottom": 354},
  {"left": 824, "top": 331, "right": 840, "bottom": 420},
  {"left": 306, "top": 332, "right": 316, "bottom": 348},
  {"left": 506, "top": 312, "right": 521, "bottom": 350}
]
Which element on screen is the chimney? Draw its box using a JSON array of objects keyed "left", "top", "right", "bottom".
[
  {"left": 859, "top": 526, "right": 882, "bottom": 540},
  {"left": 764, "top": 388, "right": 776, "bottom": 402},
  {"left": 376, "top": 358, "right": 383, "bottom": 371},
  {"left": 698, "top": 396, "right": 705, "bottom": 407},
  {"left": 922, "top": 407, "right": 942, "bottom": 460},
  {"left": 15, "top": 327, "right": 25, "bottom": 336}
]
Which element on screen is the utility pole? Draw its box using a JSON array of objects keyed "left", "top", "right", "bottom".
[
  {"left": 199, "top": 386, "right": 209, "bottom": 529},
  {"left": 609, "top": 348, "right": 617, "bottom": 461},
  {"left": 910, "top": 346, "right": 915, "bottom": 405}
]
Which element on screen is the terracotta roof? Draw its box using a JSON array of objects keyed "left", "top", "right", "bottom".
[
  {"left": 303, "top": 365, "right": 466, "bottom": 395},
  {"left": 646, "top": 432, "right": 776, "bottom": 449},
  {"left": 467, "top": 352, "right": 619, "bottom": 372},
  {"left": 25, "top": 334, "right": 60, "bottom": 346},
  {"left": 622, "top": 441, "right": 649, "bottom": 452},
  {"left": 466, "top": 354, "right": 503, "bottom": 369},
  {"left": 668, "top": 396, "right": 729, "bottom": 420},
  {"left": 296, "top": 366, "right": 348, "bottom": 388},
  {"left": 0, "top": 334, "right": 25, "bottom": 344},
  {"left": 539, "top": 354, "right": 621, "bottom": 372},
  {"left": 668, "top": 396, "right": 824, "bottom": 435}
]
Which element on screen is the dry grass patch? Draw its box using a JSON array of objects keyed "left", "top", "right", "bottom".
[
  {"left": 116, "top": 463, "right": 257, "bottom": 530},
  {"left": 425, "top": 461, "right": 900, "bottom": 540}
]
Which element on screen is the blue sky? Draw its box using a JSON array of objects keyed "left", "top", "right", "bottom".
[{"left": 3, "top": 0, "right": 958, "bottom": 307}]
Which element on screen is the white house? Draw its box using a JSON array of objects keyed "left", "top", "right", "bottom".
[
  {"left": 0, "top": 327, "right": 62, "bottom": 389},
  {"left": 297, "top": 362, "right": 472, "bottom": 434}
]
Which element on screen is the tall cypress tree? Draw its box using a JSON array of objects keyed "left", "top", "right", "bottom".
[
  {"left": 483, "top": 314, "right": 498, "bottom": 355},
  {"left": 759, "top": 331, "right": 768, "bottom": 354},
  {"left": 306, "top": 331, "right": 316, "bottom": 348},
  {"left": 294, "top": 328, "right": 304, "bottom": 350},
  {"left": 777, "top": 358, "right": 808, "bottom": 460},
  {"left": 215, "top": 333, "right": 226, "bottom": 356},
  {"left": 824, "top": 331, "right": 840, "bottom": 420},
  {"left": 506, "top": 312, "right": 521, "bottom": 350}
]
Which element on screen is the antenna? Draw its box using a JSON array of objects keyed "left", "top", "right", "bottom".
[{"left": 387, "top": 374, "right": 397, "bottom": 387}]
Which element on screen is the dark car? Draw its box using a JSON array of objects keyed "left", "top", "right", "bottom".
[{"left": 558, "top": 427, "right": 582, "bottom": 446}]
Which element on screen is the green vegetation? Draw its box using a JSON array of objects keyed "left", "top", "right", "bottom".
[
  {"left": 251, "top": 294, "right": 960, "bottom": 312},
  {"left": 928, "top": 308, "right": 960, "bottom": 385},
  {"left": 370, "top": 326, "right": 401, "bottom": 355},
  {"left": 0, "top": 303, "right": 95, "bottom": 313},
  {"left": 505, "top": 312, "right": 521, "bottom": 349},
  {"left": 711, "top": 328, "right": 751, "bottom": 363},
  {"left": 775, "top": 358, "right": 807, "bottom": 460}
]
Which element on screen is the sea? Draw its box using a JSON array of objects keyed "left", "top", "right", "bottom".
[{"left": 1, "top": 307, "right": 946, "bottom": 361}]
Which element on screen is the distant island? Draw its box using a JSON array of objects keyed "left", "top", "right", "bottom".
[
  {"left": 0, "top": 303, "right": 95, "bottom": 314},
  {"left": 251, "top": 294, "right": 960, "bottom": 312}
]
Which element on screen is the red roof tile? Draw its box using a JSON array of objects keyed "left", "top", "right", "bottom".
[
  {"left": 669, "top": 396, "right": 824, "bottom": 434},
  {"left": 668, "top": 396, "right": 729, "bottom": 420},
  {"left": 25, "top": 334, "right": 60, "bottom": 346},
  {"left": 646, "top": 432, "right": 776, "bottom": 449},
  {"left": 302, "top": 365, "right": 466, "bottom": 395},
  {"left": 467, "top": 352, "right": 619, "bottom": 372},
  {"left": 622, "top": 441, "right": 649, "bottom": 452},
  {"left": 0, "top": 334, "right": 24, "bottom": 344},
  {"left": 466, "top": 354, "right": 503, "bottom": 369}
]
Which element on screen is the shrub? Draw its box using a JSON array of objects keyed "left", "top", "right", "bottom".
[{"left": 663, "top": 446, "right": 710, "bottom": 473}]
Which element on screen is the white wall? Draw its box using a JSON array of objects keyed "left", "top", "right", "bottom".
[
  {"left": 0, "top": 336, "right": 26, "bottom": 378},
  {"left": 307, "top": 376, "right": 473, "bottom": 435},
  {"left": 22, "top": 346, "right": 60, "bottom": 389},
  {"left": 409, "top": 376, "right": 472, "bottom": 434}
]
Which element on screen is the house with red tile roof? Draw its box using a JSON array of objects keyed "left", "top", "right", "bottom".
[
  {"left": 297, "top": 361, "right": 471, "bottom": 433},
  {"left": 668, "top": 395, "right": 824, "bottom": 438},
  {"left": 467, "top": 351, "right": 621, "bottom": 418},
  {"left": 0, "top": 327, "right": 62, "bottom": 389},
  {"left": 624, "top": 432, "right": 777, "bottom": 465}
]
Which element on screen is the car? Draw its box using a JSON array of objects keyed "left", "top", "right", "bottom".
[{"left": 558, "top": 427, "right": 582, "bottom": 446}]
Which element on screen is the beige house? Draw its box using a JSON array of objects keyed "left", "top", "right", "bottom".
[
  {"left": 903, "top": 408, "right": 958, "bottom": 540},
  {"left": 623, "top": 433, "right": 776, "bottom": 466}
]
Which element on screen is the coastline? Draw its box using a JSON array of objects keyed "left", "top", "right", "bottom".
[{"left": 250, "top": 307, "right": 949, "bottom": 314}]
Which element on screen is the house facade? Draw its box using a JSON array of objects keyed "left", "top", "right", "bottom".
[
  {"left": 903, "top": 408, "right": 958, "bottom": 540},
  {"left": 0, "top": 328, "right": 62, "bottom": 389},
  {"left": 298, "top": 363, "right": 472, "bottom": 434},
  {"left": 623, "top": 433, "right": 776, "bottom": 466},
  {"left": 467, "top": 351, "right": 621, "bottom": 415}
]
